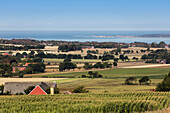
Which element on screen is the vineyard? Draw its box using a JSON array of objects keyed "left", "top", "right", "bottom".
[{"left": 0, "top": 92, "right": 170, "bottom": 113}]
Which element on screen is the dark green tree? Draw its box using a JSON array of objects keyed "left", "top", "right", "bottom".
[
  {"left": 156, "top": 72, "right": 170, "bottom": 91},
  {"left": 139, "top": 76, "right": 151, "bottom": 85}
]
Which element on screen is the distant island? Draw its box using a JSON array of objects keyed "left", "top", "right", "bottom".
[
  {"left": 86, "top": 34, "right": 170, "bottom": 38},
  {"left": 139, "top": 34, "right": 170, "bottom": 37}
]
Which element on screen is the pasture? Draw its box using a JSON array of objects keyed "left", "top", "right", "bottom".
[{"left": 33, "top": 68, "right": 170, "bottom": 78}]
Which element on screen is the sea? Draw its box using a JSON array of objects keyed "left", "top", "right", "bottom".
[{"left": 0, "top": 30, "right": 170, "bottom": 44}]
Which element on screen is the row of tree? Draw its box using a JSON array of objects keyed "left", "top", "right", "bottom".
[
  {"left": 125, "top": 76, "right": 151, "bottom": 85},
  {"left": 0, "top": 45, "right": 45, "bottom": 51},
  {"left": 82, "top": 71, "right": 103, "bottom": 78},
  {"left": 58, "top": 44, "right": 82, "bottom": 52},
  {"left": 83, "top": 62, "right": 117, "bottom": 70}
]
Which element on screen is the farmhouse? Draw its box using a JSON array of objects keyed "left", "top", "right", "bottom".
[
  {"left": 2, "top": 52, "right": 12, "bottom": 56},
  {"left": 3, "top": 82, "right": 57, "bottom": 95},
  {"left": 28, "top": 85, "right": 47, "bottom": 95},
  {"left": 12, "top": 66, "right": 27, "bottom": 73}
]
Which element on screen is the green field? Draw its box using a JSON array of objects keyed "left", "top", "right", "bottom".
[
  {"left": 0, "top": 92, "right": 169, "bottom": 113},
  {"left": 44, "top": 58, "right": 103, "bottom": 63},
  {"left": 43, "top": 58, "right": 142, "bottom": 63},
  {"left": 32, "top": 68, "right": 170, "bottom": 93},
  {"left": 55, "top": 78, "right": 162, "bottom": 93},
  {"left": 34, "top": 68, "right": 170, "bottom": 78}
]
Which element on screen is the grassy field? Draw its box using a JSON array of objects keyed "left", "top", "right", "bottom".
[
  {"left": 55, "top": 78, "right": 163, "bottom": 93},
  {"left": 44, "top": 58, "right": 103, "bottom": 63},
  {"left": 34, "top": 68, "right": 170, "bottom": 78},
  {"left": 35, "top": 68, "right": 170, "bottom": 93},
  {"left": 0, "top": 92, "right": 169, "bottom": 113},
  {"left": 43, "top": 58, "right": 142, "bottom": 63}
]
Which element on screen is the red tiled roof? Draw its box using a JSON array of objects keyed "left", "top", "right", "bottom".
[
  {"left": 28, "top": 85, "right": 47, "bottom": 95},
  {"left": 12, "top": 67, "right": 27, "bottom": 73}
]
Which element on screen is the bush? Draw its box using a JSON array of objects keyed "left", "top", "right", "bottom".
[
  {"left": 113, "top": 62, "right": 117, "bottom": 67},
  {"left": 72, "top": 86, "right": 89, "bottom": 93},
  {"left": 81, "top": 75, "right": 87, "bottom": 78},
  {"left": 87, "top": 71, "right": 103, "bottom": 78},
  {"left": 139, "top": 76, "right": 151, "bottom": 85},
  {"left": 98, "top": 74, "right": 103, "bottom": 78},
  {"left": 125, "top": 77, "right": 137, "bottom": 85}
]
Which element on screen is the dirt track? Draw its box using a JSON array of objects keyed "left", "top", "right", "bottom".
[
  {"left": 0, "top": 78, "right": 66, "bottom": 85},
  {"left": 121, "top": 64, "right": 170, "bottom": 68}
]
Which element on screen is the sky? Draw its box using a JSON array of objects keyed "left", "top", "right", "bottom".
[{"left": 0, "top": 0, "right": 170, "bottom": 30}]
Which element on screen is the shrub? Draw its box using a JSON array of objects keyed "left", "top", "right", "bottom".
[
  {"left": 139, "top": 76, "right": 151, "bottom": 85},
  {"left": 81, "top": 75, "right": 87, "bottom": 78},
  {"left": 72, "top": 86, "right": 89, "bottom": 93},
  {"left": 98, "top": 74, "right": 103, "bottom": 78},
  {"left": 125, "top": 77, "right": 137, "bottom": 85}
]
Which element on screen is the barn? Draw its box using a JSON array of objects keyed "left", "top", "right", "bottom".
[
  {"left": 28, "top": 85, "right": 47, "bottom": 95},
  {"left": 3, "top": 82, "right": 57, "bottom": 95}
]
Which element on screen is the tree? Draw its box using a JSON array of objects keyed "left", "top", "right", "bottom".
[
  {"left": 139, "top": 76, "right": 151, "bottom": 85},
  {"left": 166, "top": 57, "right": 170, "bottom": 64},
  {"left": 119, "top": 55, "right": 124, "bottom": 61},
  {"left": 22, "top": 52, "right": 27, "bottom": 56},
  {"left": 30, "top": 51, "right": 35, "bottom": 55},
  {"left": 125, "top": 77, "right": 137, "bottom": 85},
  {"left": 88, "top": 71, "right": 93, "bottom": 78},
  {"left": 98, "top": 74, "right": 103, "bottom": 78},
  {"left": 141, "top": 54, "right": 148, "bottom": 61},
  {"left": 133, "top": 57, "right": 138, "bottom": 61},
  {"left": 93, "top": 72, "right": 99, "bottom": 78},
  {"left": 18, "top": 71, "right": 25, "bottom": 78},
  {"left": 32, "top": 57, "right": 43, "bottom": 63},
  {"left": 72, "top": 86, "right": 89, "bottom": 93},
  {"left": 156, "top": 72, "right": 170, "bottom": 91},
  {"left": 159, "top": 41, "right": 166, "bottom": 48},
  {"left": 0, "top": 68, "right": 5, "bottom": 77},
  {"left": 29, "top": 63, "right": 46, "bottom": 73},
  {"left": 78, "top": 67, "right": 82, "bottom": 70},
  {"left": 96, "top": 50, "right": 99, "bottom": 54},
  {"left": 147, "top": 47, "right": 150, "bottom": 51},
  {"left": 124, "top": 56, "right": 129, "bottom": 61},
  {"left": 113, "top": 62, "right": 117, "bottom": 67},
  {"left": 25, "top": 67, "right": 33, "bottom": 74},
  {"left": 59, "top": 59, "right": 77, "bottom": 71},
  {"left": 117, "top": 46, "right": 121, "bottom": 53},
  {"left": 63, "top": 58, "right": 71, "bottom": 62},
  {"left": 114, "top": 58, "right": 119, "bottom": 62},
  {"left": 83, "top": 63, "right": 92, "bottom": 70},
  {"left": 10, "top": 59, "right": 18, "bottom": 65},
  {"left": 81, "top": 75, "right": 87, "bottom": 78}
]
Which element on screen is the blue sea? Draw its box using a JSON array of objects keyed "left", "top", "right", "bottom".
[{"left": 0, "top": 30, "right": 170, "bottom": 44}]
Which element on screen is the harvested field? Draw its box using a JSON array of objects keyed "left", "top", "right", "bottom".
[{"left": 121, "top": 64, "right": 170, "bottom": 68}]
